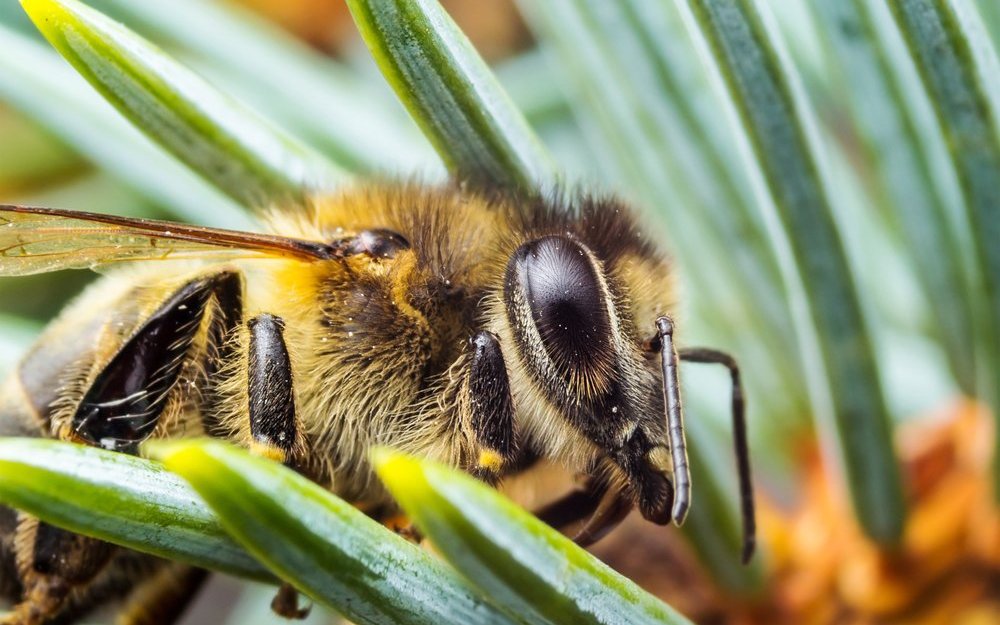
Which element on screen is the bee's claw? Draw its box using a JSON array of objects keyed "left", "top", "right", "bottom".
[
  {"left": 270, "top": 583, "right": 311, "bottom": 620},
  {"left": 381, "top": 513, "right": 423, "bottom": 543}
]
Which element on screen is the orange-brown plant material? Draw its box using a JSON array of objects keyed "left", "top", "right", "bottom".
[
  {"left": 595, "top": 403, "right": 999, "bottom": 625},
  {"left": 232, "top": 0, "right": 529, "bottom": 60}
]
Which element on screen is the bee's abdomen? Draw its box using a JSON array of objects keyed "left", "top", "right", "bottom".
[
  {"left": 1, "top": 309, "right": 120, "bottom": 439},
  {"left": 15, "top": 318, "right": 112, "bottom": 431}
]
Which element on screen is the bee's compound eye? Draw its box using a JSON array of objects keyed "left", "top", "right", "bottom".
[
  {"left": 344, "top": 229, "right": 410, "bottom": 259},
  {"left": 505, "top": 235, "right": 613, "bottom": 374}
]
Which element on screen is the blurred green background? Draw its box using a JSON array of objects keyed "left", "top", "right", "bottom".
[{"left": 1, "top": 0, "right": 998, "bottom": 623}]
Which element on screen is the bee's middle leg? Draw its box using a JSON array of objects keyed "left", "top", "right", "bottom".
[
  {"left": 243, "top": 314, "right": 310, "bottom": 620},
  {"left": 244, "top": 313, "right": 299, "bottom": 467}
]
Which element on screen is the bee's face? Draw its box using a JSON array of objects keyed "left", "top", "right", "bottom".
[{"left": 503, "top": 234, "right": 675, "bottom": 524}]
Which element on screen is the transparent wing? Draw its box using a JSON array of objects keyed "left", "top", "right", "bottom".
[{"left": 0, "top": 205, "right": 335, "bottom": 276}]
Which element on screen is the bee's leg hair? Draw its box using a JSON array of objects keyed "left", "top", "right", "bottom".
[
  {"left": 200, "top": 270, "right": 244, "bottom": 437},
  {"left": 115, "top": 562, "right": 207, "bottom": 625},
  {"left": 462, "top": 331, "right": 517, "bottom": 485},
  {"left": 677, "top": 347, "right": 756, "bottom": 564},
  {"left": 2, "top": 516, "right": 114, "bottom": 625},
  {"left": 532, "top": 476, "right": 632, "bottom": 547},
  {"left": 245, "top": 314, "right": 310, "bottom": 620}
]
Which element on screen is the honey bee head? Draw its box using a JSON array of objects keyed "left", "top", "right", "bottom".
[{"left": 502, "top": 233, "right": 676, "bottom": 526}]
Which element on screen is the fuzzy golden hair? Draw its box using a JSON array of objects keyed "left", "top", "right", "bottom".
[{"left": 8, "top": 182, "right": 677, "bottom": 510}]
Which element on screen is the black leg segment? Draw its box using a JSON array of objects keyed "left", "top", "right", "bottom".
[
  {"left": 678, "top": 346, "right": 756, "bottom": 564},
  {"left": 247, "top": 314, "right": 297, "bottom": 465},
  {"left": 71, "top": 276, "right": 216, "bottom": 452},
  {"left": 71, "top": 271, "right": 244, "bottom": 453},
  {"left": 465, "top": 331, "right": 516, "bottom": 482},
  {"left": 533, "top": 477, "right": 632, "bottom": 547},
  {"left": 8, "top": 516, "right": 116, "bottom": 625},
  {"left": 246, "top": 315, "right": 305, "bottom": 625}
]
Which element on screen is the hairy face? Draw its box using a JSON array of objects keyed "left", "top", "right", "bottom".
[{"left": 503, "top": 233, "right": 675, "bottom": 524}]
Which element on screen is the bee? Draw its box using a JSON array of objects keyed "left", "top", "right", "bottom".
[{"left": 0, "top": 182, "right": 754, "bottom": 624}]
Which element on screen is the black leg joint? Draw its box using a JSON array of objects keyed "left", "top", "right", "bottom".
[
  {"left": 466, "top": 331, "right": 516, "bottom": 478},
  {"left": 247, "top": 314, "right": 297, "bottom": 464}
]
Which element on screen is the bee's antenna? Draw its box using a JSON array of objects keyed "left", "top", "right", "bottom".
[
  {"left": 678, "top": 347, "right": 756, "bottom": 564},
  {"left": 655, "top": 316, "right": 690, "bottom": 526}
]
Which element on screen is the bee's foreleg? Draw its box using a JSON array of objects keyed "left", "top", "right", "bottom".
[
  {"left": 244, "top": 314, "right": 310, "bottom": 621},
  {"left": 531, "top": 475, "right": 632, "bottom": 546},
  {"left": 461, "top": 331, "right": 517, "bottom": 485},
  {"left": 534, "top": 478, "right": 607, "bottom": 531}
]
